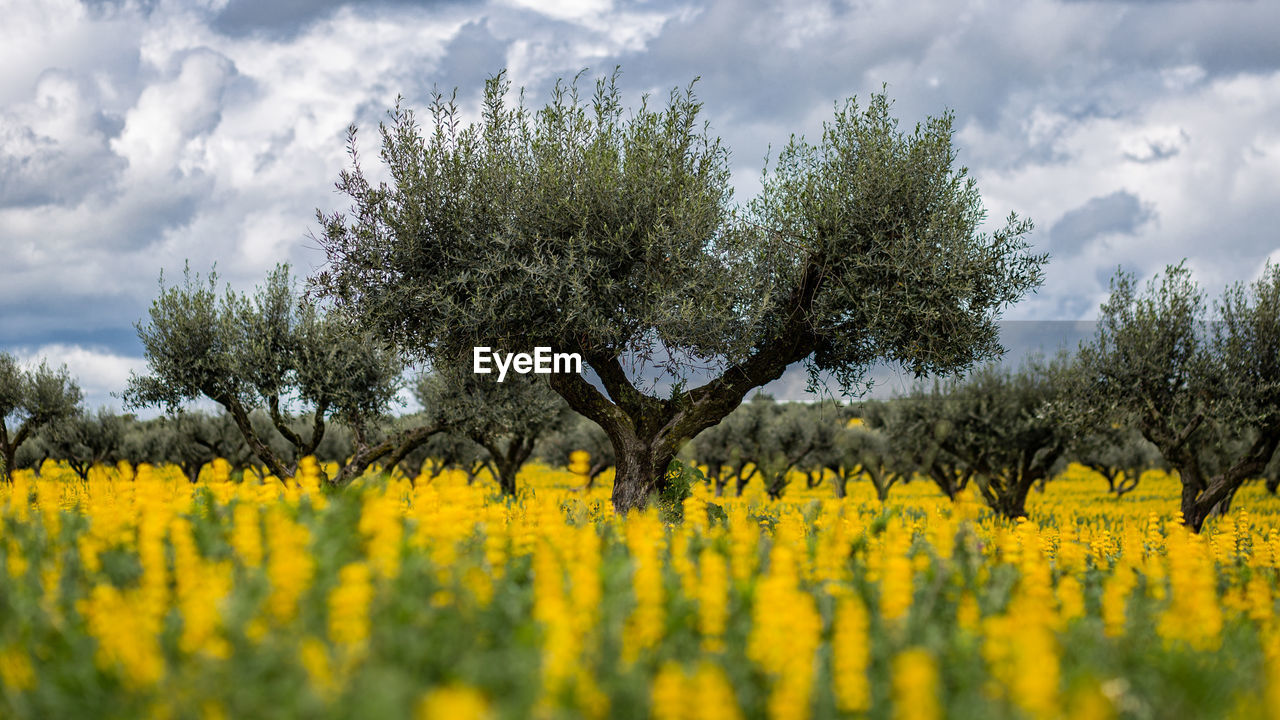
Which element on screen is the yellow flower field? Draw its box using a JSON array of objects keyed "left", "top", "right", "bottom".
[{"left": 3, "top": 459, "right": 1280, "bottom": 719}]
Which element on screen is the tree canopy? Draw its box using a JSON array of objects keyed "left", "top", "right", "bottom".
[
  {"left": 1, "top": 352, "right": 83, "bottom": 481},
  {"left": 124, "top": 264, "right": 422, "bottom": 483},
  {"left": 1072, "top": 261, "right": 1280, "bottom": 530},
  {"left": 312, "top": 69, "right": 1046, "bottom": 512}
]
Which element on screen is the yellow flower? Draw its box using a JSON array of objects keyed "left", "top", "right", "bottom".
[
  {"left": 832, "top": 594, "right": 871, "bottom": 714},
  {"left": 265, "top": 507, "right": 315, "bottom": 623},
  {"left": 78, "top": 583, "right": 165, "bottom": 688},
  {"left": 230, "top": 502, "right": 263, "bottom": 568},
  {"left": 417, "top": 684, "right": 492, "bottom": 720},
  {"left": 299, "top": 636, "right": 336, "bottom": 699},
  {"left": 697, "top": 547, "right": 730, "bottom": 652},
  {"left": 0, "top": 644, "right": 35, "bottom": 691},
  {"left": 622, "top": 510, "right": 666, "bottom": 664},
  {"left": 651, "top": 662, "right": 687, "bottom": 720},
  {"left": 892, "top": 648, "right": 939, "bottom": 720},
  {"left": 328, "top": 562, "right": 375, "bottom": 657}
]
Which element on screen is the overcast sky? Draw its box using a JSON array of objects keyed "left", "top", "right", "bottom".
[{"left": 2, "top": 0, "right": 1278, "bottom": 411}]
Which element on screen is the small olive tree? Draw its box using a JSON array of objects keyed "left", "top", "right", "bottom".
[
  {"left": 41, "top": 409, "right": 129, "bottom": 480},
  {"left": 312, "top": 70, "right": 1044, "bottom": 513},
  {"left": 1, "top": 353, "right": 83, "bottom": 481},
  {"left": 124, "top": 265, "right": 431, "bottom": 484},
  {"left": 756, "top": 403, "right": 831, "bottom": 500},
  {"left": 819, "top": 420, "right": 905, "bottom": 501},
  {"left": 864, "top": 392, "right": 973, "bottom": 500},
  {"left": 922, "top": 358, "right": 1072, "bottom": 519},
  {"left": 414, "top": 361, "right": 570, "bottom": 495},
  {"left": 1073, "top": 262, "right": 1280, "bottom": 531},
  {"left": 1067, "top": 424, "right": 1163, "bottom": 497},
  {"left": 537, "top": 413, "right": 615, "bottom": 489},
  {"left": 688, "top": 394, "right": 775, "bottom": 497}
]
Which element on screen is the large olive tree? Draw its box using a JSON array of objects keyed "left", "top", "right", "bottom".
[
  {"left": 1, "top": 353, "right": 83, "bottom": 481},
  {"left": 312, "top": 70, "right": 1045, "bottom": 513},
  {"left": 1074, "top": 262, "right": 1280, "bottom": 531}
]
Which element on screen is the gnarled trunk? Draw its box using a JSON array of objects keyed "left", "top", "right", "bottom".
[{"left": 607, "top": 428, "right": 677, "bottom": 514}]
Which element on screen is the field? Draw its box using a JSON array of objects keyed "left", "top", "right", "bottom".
[{"left": 4, "top": 462, "right": 1280, "bottom": 720}]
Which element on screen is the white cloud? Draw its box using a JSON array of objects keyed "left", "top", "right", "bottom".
[
  {"left": 14, "top": 343, "right": 143, "bottom": 413},
  {"left": 2, "top": 0, "right": 1280, "bottom": 380},
  {"left": 970, "top": 69, "right": 1280, "bottom": 319}
]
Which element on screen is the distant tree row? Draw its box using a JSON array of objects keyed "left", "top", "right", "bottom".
[
  {"left": 7, "top": 252, "right": 1276, "bottom": 534},
  {"left": 4, "top": 404, "right": 581, "bottom": 491},
  {"left": 676, "top": 259, "right": 1280, "bottom": 531}
]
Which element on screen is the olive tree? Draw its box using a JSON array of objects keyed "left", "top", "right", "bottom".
[
  {"left": 414, "top": 362, "right": 570, "bottom": 495},
  {"left": 537, "top": 413, "right": 615, "bottom": 488},
  {"left": 124, "top": 265, "right": 432, "bottom": 484},
  {"left": 312, "top": 70, "right": 1045, "bottom": 513},
  {"left": 864, "top": 392, "right": 973, "bottom": 500},
  {"left": 688, "top": 394, "right": 775, "bottom": 496},
  {"left": 819, "top": 419, "right": 906, "bottom": 501},
  {"left": 1, "top": 353, "right": 83, "bottom": 481},
  {"left": 1073, "top": 262, "right": 1280, "bottom": 531},
  {"left": 756, "top": 403, "right": 831, "bottom": 500},
  {"left": 1067, "top": 424, "right": 1163, "bottom": 497},
  {"left": 926, "top": 358, "right": 1072, "bottom": 519},
  {"left": 41, "top": 409, "right": 129, "bottom": 480}
]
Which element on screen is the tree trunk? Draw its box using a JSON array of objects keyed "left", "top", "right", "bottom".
[
  {"left": 979, "top": 474, "right": 1033, "bottom": 519},
  {"left": 607, "top": 430, "right": 677, "bottom": 514},
  {"left": 1181, "top": 472, "right": 1245, "bottom": 532},
  {"left": 832, "top": 469, "right": 848, "bottom": 499},
  {"left": 929, "top": 464, "right": 957, "bottom": 501},
  {"left": 492, "top": 455, "right": 519, "bottom": 495},
  {"left": 1, "top": 423, "right": 18, "bottom": 483},
  {"left": 547, "top": 310, "right": 817, "bottom": 515},
  {"left": 1115, "top": 469, "right": 1140, "bottom": 497},
  {"left": 992, "top": 483, "right": 1031, "bottom": 519},
  {"left": 331, "top": 423, "right": 440, "bottom": 486},
  {"left": 222, "top": 399, "right": 292, "bottom": 483}
]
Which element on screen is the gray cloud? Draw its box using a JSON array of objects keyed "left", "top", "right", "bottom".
[
  {"left": 6, "top": 0, "right": 1280, "bottom": 401},
  {"left": 1050, "top": 191, "right": 1155, "bottom": 256},
  {"left": 432, "top": 20, "right": 510, "bottom": 98},
  {"left": 209, "top": 0, "right": 456, "bottom": 38}
]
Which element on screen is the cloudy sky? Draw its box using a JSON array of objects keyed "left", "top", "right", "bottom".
[{"left": 2, "top": 0, "right": 1278, "bottom": 410}]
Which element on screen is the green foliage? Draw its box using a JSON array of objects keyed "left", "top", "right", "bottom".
[
  {"left": 1073, "top": 261, "right": 1280, "bottom": 529},
  {"left": 936, "top": 357, "right": 1073, "bottom": 518},
  {"left": 658, "top": 458, "right": 701, "bottom": 521},
  {"left": 124, "top": 264, "right": 409, "bottom": 482},
  {"left": 312, "top": 68, "right": 1045, "bottom": 513},
  {"left": 39, "top": 409, "right": 129, "bottom": 480},
  {"left": 0, "top": 353, "right": 83, "bottom": 481},
  {"left": 1066, "top": 423, "right": 1163, "bottom": 496},
  {"left": 414, "top": 362, "right": 570, "bottom": 494},
  {"left": 865, "top": 356, "right": 1073, "bottom": 518}
]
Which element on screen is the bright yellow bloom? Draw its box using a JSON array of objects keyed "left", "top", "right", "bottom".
[
  {"left": 417, "top": 684, "right": 493, "bottom": 720},
  {"left": 832, "top": 593, "right": 871, "bottom": 714},
  {"left": 892, "top": 648, "right": 939, "bottom": 720},
  {"left": 327, "top": 562, "right": 375, "bottom": 657}
]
